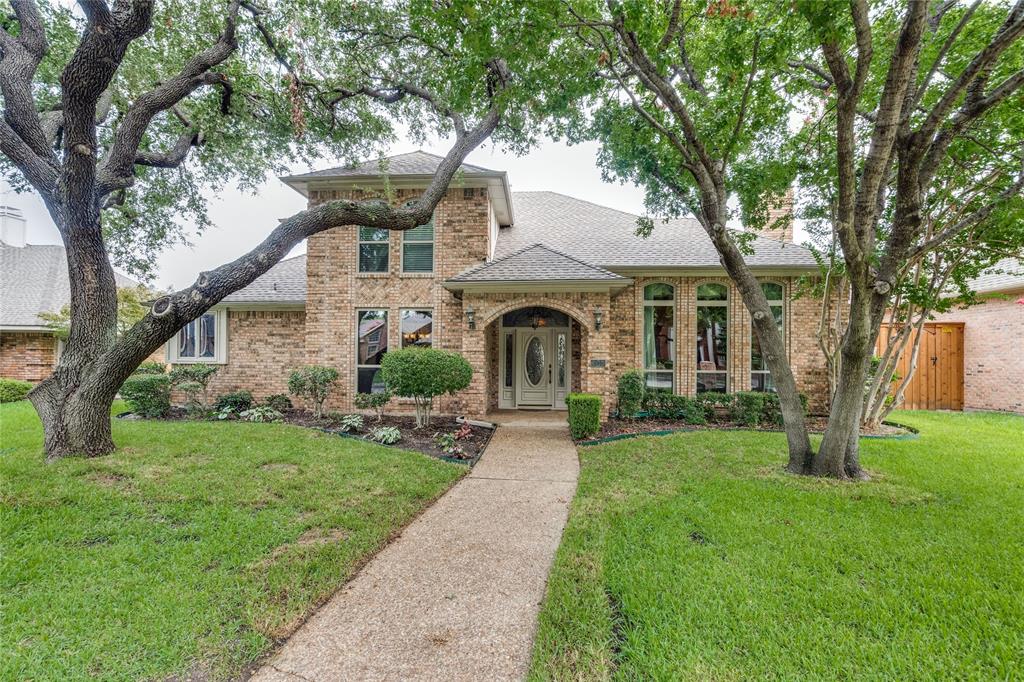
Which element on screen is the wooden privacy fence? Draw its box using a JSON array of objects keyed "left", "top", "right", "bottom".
[{"left": 877, "top": 323, "right": 964, "bottom": 411}]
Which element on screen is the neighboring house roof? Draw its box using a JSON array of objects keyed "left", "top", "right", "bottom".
[
  {"left": 222, "top": 254, "right": 307, "bottom": 304},
  {"left": 499, "top": 192, "right": 818, "bottom": 270},
  {"left": 447, "top": 243, "right": 629, "bottom": 284},
  {"left": 0, "top": 242, "right": 139, "bottom": 329},
  {"left": 281, "top": 150, "right": 500, "bottom": 180},
  {"left": 969, "top": 257, "right": 1024, "bottom": 294}
]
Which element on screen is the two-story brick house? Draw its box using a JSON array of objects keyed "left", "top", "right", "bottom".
[{"left": 167, "top": 151, "right": 831, "bottom": 417}]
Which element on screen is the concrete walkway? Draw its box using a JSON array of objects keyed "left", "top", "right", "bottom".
[{"left": 251, "top": 411, "right": 578, "bottom": 682}]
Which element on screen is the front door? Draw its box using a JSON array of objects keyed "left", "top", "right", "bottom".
[{"left": 516, "top": 329, "right": 553, "bottom": 407}]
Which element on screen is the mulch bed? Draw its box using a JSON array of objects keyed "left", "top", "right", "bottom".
[
  {"left": 588, "top": 416, "right": 913, "bottom": 442},
  {"left": 119, "top": 408, "right": 495, "bottom": 464}
]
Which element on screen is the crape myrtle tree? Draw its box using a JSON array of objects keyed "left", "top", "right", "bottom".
[
  {"left": 552, "top": 0, "right": 1023, "bottom": 478},
  {"left": 553, "top": 0, "right": 817, "bottom": 474},
  {"left": 0, "top": 0, "right": 561, "bottom": 459},
  {"left": 789, "top": 0, "right": 1024, "bottom": 477}
]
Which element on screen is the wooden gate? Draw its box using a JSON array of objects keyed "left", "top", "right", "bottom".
[{"left": 877, "top": 323, "right": 964, "bottom": 411}]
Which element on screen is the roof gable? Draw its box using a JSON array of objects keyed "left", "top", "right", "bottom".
[{"left": 281, "top": 150, "right": 500, "bottom": 182}]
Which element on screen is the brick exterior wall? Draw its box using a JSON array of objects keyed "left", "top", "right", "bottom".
[
  {"left": 179, "top": 182, "right": 833, "bottom": 420},
  {"left": 929, "top": 288, "right": 1024, "bottom": 414},
  {"left": 0, "top": 331, "right": 56, "bottom": 382}
]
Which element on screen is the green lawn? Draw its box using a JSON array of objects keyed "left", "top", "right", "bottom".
[
  {"left": 0, "top": 401, "right": 465, "bottom": 681},
  {"left": 530, "top": 412, "right": 1024, "bottom": 681}
]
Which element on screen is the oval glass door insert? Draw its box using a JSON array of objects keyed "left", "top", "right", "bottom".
[{"left": 525, "top": 336, "right": 545, "bottom": 386}]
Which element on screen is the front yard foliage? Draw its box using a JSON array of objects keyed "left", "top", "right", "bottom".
[
  {"left": 0, "top": 378, "right": 33, "bottom": 403},
  {"left": 337, "top": 414, "right": 364, "bottom": 432},
  {"left": 169, "top": 364, "right": 220, "bottom": 413},
  {"left": 379, "top": 348, "right": 472, "bottom": 428},
  {"left": 370, "top": 426, "right": 402, "bottom": 444},
  {"left": 616, "top": 370, "right": 645, "bottom": 418},
  {"left": 119, "top": 374, "right": 171, "bottom": 417},
  {"left": 354, "top": 390, "right": 391, "bottom": 422},
  {"left": 133, "top": 361, "right": 166, "bottom": 375},
  {"left": 642, "top": 392, "right": 706, "bottom": 424},
  {"left": 567, "top": 393, "right": 602, "bottom": 440},
  {"left": 237, "top": 406, "right": 283, "bottom": 423},
  {"left": 214, "top": 390, "right": 254, "bottom": 413},
  {"left": 287, "top": 365, "right": 339, "bottom": 419},
  {"left": 263, "top": 393, "right": 293, "bottom": 412}
]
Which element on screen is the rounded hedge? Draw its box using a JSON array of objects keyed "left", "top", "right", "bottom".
[
  {"left": 0, "top": 378, "right": 33, "bottom": 403},
  {"left": 379, "top": 347, "right": 472, "bottom": 399}
]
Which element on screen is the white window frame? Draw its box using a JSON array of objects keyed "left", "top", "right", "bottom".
[
  {"left": 400, "top": 215, "right": 435, "bottom": 274},
  {"left": 751, "top": 281, "right": 785, "bottom": 392},
  {"left": 400, "top": 308, "right": 433, "bottom": 348},
  {"left": 643, "top": 282, "right": 675, "bottom": 393},
  {"left": 696, "top": 283, "right": 728, "bottom": 393},
  {"left": 168, "top": 309, "right": 227, "bottom": 364},
  {"left": 356, "top": 308, "right": 389, "bottom": 394},
  {"left": 358, "top": 227, "right": 390, "bottom": 273}
]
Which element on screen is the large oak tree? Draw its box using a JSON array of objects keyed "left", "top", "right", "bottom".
[{"left": 0, "top": 0, "right": 559, "bottom": 459}]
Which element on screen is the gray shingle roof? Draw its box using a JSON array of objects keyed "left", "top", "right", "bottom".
[
  {"left": 448, "top": 244, "right": 629, "bottom": 283},
  {"left": 1, "top": 243, "right": 139, "bottom": 328},
  {"left": 222, "top": 254, "right": 306, "bottom": 303},
  {"left": 282, "top": 150, "right": 501, "bottom": 181},
  {"left": 970, "top": 257, "right": 1024, "bottom": 293},
  {"left": 498, "top": 191, "right": 818, "bottom": 270}
]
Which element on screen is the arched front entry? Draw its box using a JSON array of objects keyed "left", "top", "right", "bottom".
[{"left": 494, "top": 306, "right": 578, "bottom": 410}]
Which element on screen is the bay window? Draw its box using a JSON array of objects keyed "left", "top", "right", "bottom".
[
  {"left": 751, "top": 282, "right": 784, "bottom": 391},
  {"left": 696, "top": 283, "right": 728, "bottom": 393},
  {"left": 643, "top": 283, "right": 675, "bottom": 392}
]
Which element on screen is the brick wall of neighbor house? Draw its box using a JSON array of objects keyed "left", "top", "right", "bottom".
[
  {"left": 930, "top": 289, "right": 1024, "bottom": 414},
  {"left": 304, "top": 186, "right": 490, "bottom": 414},
  {"left": 171, "top": 310, "right": 307, "bottom": 405},
  {"left": 0, "top": 331, "right": 56, "bottom": 382}
]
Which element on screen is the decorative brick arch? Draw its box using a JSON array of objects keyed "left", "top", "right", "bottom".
[{"left": 479, "top": 297, "right": 594, "bottom": 334}]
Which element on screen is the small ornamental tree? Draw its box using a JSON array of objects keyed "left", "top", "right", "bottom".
[
  {"left": 288, "top": 366, "right": 339, "bottom": 419},
  {"left": 379, "top": 348, "right": 472, "bottom": 428},
  {"left": 169, "top": 363, "right": 219, "bottom": 412}
]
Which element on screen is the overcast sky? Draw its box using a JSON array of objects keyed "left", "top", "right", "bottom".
[{"left": 3, "top": 135, "right": 806, "bottom": 290}]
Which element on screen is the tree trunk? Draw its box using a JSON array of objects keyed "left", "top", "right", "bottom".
[
  {"left": 29, "top": 378, "right": 117, "bottom": 461},
  {"left": 813, "top": 289, "right": 871, "bottom": 478}
]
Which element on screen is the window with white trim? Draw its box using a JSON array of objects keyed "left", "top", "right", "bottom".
[
  {"left": 751, "top": 282, "right": 784, "bottom": 392},
  {"left": 643, "top": 283, "right": 675, "bottom": 392},
  {"left": 357, "top": 309, "right": 388, "bottom": 393},
  {"left": 358, "top": 227, "right": 389, "bottom": 273},
  {"left": 402, "top": 215, "right": 434, "bottom": 273},
  {"left": 696, "top": 283, "right": 728, "bottom": 393},
  {"left": 170, "top": 310, "right": 226, "bottom": 363},
  {"left": 400, "top": 309, "right": 432, "bottom": 348}
]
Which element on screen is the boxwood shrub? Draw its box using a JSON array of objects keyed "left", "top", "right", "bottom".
[
  {"left": 643, "top": 392, "right": 706, "bottom": 424},
  {"left": 0, "top": 378, "right": 33, "bottom": 403},
  {"left": 616, "top": 370, "right": 645, "bottom": 419},
  {"left": 120, "top": 374, "right": 171, "bottom": 417},
  {"left": 214, "top": 390, "right": 254, "bottom": 413},
  {"left": 567, "top": 393, "right": 602, "bottom": 440}
]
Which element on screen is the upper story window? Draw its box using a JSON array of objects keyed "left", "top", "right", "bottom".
[
  {"left": 402, "top": 216, "right": 434, "bottom": 274},
  {"left": 358, "top": 227, "right": 389, "bottom": 273},
  {"left": 751, "top": 282, "right": 785, "bottom": 392},
  {"left": 696, "top": 283, "right": 728, "bottom": 393},
  {"left": 169, "top": 310, "right": 226, "bottom": 364},
  {"left": 643, "top": 283, "right": 675, "bottom": 393}
]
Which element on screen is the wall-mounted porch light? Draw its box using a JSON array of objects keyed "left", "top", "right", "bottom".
[
  {"left": 593, "top": 305, "right": 604, "bottom": 331},
  {"left": 465, "top": 305, "right": 476, "bottom": 330}
]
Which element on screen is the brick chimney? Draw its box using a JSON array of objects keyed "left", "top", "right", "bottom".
[
  {"left": 762, "top": 188, "right": 794, "bottom": 243},
  {"left": 0, "top": 205, "right": 27, "bottom": 248}
]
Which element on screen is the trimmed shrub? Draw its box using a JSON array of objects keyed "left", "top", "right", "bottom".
[
  {"left": 354, "top": 390, "right": 391, "bottom": 422},
  {"left": 288, "top": 365, "right": 339, "bottom": 418},
  {"left": 169, "top": 364, "right": 220, "bottom": 412},
  {"left": 643, "top": 392, "right": 706, "bottom": 424},
  {"left": 133, "top": 361, "right": 166, "bottom": 375},
  {"left": 616, "top": 370, "right": 645, "bottom": 419},
  {"left": 379, "top": 348, "right": 472, "bottom": 428},
  {"left": 694, "top": 392, "right": 736, "bottom": 422},
  {"left": 120, "top": 374, "right": 171, "bottom": 417},
  {"left": 263, "top": 393, "right": 293, "bottom": 412},
  {"left": 214, "top": 390, "right": 254, "bottom": 413},
  {"left": 759, "top": 392, "right": 809, "bottom": 427},
  {"left": 0, "top": 378, "right": 33, "bottom": 403},
  {"left": 732, "top": 391, "right": 768, "bottom": 427},
  {"left": 567, "top": 393, "right": 601, "bottom": 440}
]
